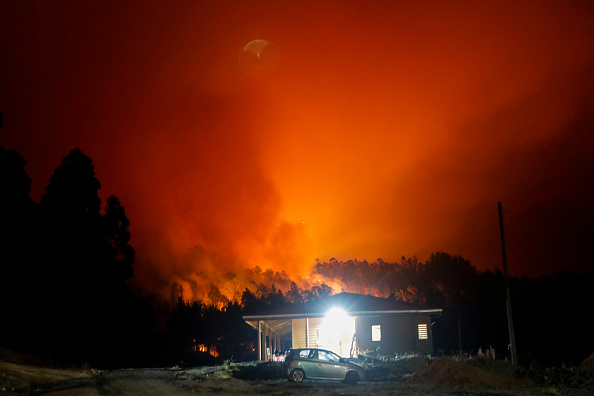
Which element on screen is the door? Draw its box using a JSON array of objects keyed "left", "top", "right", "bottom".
[{"left": 315, "top": 349, "right": 347, "bottom": 380}]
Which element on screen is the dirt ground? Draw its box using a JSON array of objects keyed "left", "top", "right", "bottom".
[{"left": 2, "top": 355, "right": 594, "bottom": 395}]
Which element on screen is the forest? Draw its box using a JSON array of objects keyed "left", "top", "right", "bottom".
[{"left": 1, "top": 145, "right": 593, "bottom": 369}]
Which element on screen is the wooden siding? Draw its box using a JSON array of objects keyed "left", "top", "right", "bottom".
[
  {"left": 292, "top": 313, "right": 435, "bottom": 356},
  {"left": 308, "top": 317, "right": 324, "bottom": 348},
  {"left": 292, "top": 318, "right": 306, "bottom": 348},
  {"left": 357, "top": 314, "right": 433, "bottom": 355}
]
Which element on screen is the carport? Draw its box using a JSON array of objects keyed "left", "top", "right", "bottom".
[{"left": 243, "top": 314, "right": 295, "bottom": 361}]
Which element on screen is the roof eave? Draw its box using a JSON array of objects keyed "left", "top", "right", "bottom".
[{"left": 243, "top": 308, "right": 443, "bottom": 321}]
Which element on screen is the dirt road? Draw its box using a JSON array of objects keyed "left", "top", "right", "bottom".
[{"left": 2, "top": 359, "right": 592, "bottom": 395}]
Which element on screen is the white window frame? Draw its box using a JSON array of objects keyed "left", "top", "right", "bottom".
[
  {"left": 372, "top": 325, "right": 381, "bottom": 341},
  {"left": 418, "top": 323, "right": 428, "bottom": 340}
]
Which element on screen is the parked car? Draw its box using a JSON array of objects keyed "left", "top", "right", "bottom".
[{"left": 284, "top": 348, "right": 364, "bottom": 383}]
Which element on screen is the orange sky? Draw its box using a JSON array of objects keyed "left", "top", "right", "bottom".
[{"left": 1, "top": 1, "right": 594, "bottom": 299}]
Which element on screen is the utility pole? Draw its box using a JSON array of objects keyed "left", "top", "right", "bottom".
[
  {"left": 458, "top": 316, "right": 462, "bottom": 355},
  {"left": 498, "top": 202, "right": 518, "bottom": 365}
]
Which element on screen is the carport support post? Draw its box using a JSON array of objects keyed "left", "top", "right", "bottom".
[
  {"left": 257, "top": 321, "right": 262, "bottom": 361},
  {"left": 305, "top": 318, "right": 309, "bottom": 348},
  {"left": 271, "top": 331, "right": 275, "bottom": 356},
  {"left": 270, "top": 330, "right": 274, "bottom": 357},
  {"left": 264, "top": 324, "right": 270, "bottom": 360}
]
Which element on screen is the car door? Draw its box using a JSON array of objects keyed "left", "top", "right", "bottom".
[
  {"left": 315, "top": 350, "right": 347, "bottom": 380},
  {"left": 295, "top": 349, "right": 321, "bottom": 379}
]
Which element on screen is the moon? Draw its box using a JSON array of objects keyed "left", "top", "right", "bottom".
[{"left": 239, "top": 39, "right": 280, "bottom": 77}]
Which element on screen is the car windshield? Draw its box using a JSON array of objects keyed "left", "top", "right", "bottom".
[{"left": 317, "top": 350, "right": 341, "bottom": 363}]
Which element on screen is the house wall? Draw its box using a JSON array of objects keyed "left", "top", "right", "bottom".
[
  {"left": 357, "top": 314, "right": 434, "bottom": 356},
  {"left": 308, "top": 317, "right": 324, "bottom": 347},
  {"left": 292, "top": 314, "right": 434, "bottom": 357},
  {"left": 292, "top": 318, "right": 306, "bottom": 348},
  {"left": 292, "top": 317, "right": 325, "bottom": 349}
]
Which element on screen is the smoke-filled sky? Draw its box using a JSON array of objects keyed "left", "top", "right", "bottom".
[{"left": 1, "top": 1, "right": 593, "bottom": 298}]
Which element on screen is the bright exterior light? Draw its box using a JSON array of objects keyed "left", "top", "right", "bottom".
[
  {"left": 321, "top": 308, "right": 355, "bottom": 357},
  {"left": 325, "top": 307, "right": 348, "bottom": 323}
]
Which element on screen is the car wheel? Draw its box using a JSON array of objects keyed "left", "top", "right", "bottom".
[
  {"left": 289, "top": 369, "right": 305, "bottom": 382},
  {"left": 345, "top": 370, "right": 359, "bottom": 384}
]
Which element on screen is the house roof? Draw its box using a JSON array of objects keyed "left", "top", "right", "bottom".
[{"left": 243, "top": 292, "right": 442, "bottom": 335}]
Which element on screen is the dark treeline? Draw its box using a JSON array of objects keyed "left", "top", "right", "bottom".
[
  {"left": 163, "top": 279, "right": 340, "bottom": 365},
  {"left": 170, "top": 254, "right": 594, "bottom": 367},
  {"left": 0, "top": 146, "right": 154, "bottom": 368},
  {"left": 311, "top": 256, "right": 594, "bottom": 367},
  {"left": 1, "top": 145, "right": 592, "bottom": 368}
]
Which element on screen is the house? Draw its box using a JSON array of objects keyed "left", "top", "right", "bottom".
[{"left": 243, "top": 292, "right": 442, "bottom": 361}]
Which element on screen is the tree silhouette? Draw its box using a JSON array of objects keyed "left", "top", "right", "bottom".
[
  {"left": 0, "top": 146, "right": 36, "bottom": 347},
  {"left": 41, "top": 148, "right": 101, "bottom": 216},
  {"left": 33, "top": 148, "right": 137, "bottom": 365},
  {"left": 103, "top": 195, "right": 135, "bottom": 282},
  {"left": 241, "top": 287, "right": 261, "bottom": 313},
  {"left": 285, "top": 281, "right": 305, "bottom": 304},
  {"left": 303, "top": 283, "right": 334, "bottom": 301},
  {"left": 207, "top": 284, "right": 230, "bottom": 309},
  {"left": 39, "top": 149, "right": 103, "bottom": 301}
]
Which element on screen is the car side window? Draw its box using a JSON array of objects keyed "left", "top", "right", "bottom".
[
  {"left": 318, "top": 350, "right": 340, "bottom": 362},
  {"left": 298, "top": 349, "right": 311, "bottom": 358}
]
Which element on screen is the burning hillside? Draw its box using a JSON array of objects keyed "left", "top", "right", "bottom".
[{"left": 162, "top": 253, "right": 478, "bottom": 309}]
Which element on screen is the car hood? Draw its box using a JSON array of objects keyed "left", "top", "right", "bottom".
[{"left": 339, "top": 359, "right": 364, "bottom": 370}]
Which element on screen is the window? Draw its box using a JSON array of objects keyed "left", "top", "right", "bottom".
[
  {"left": 372, "top": 325, "right": 381, "bottom": 341},
  {"left": 298, "top": 349, "right": 313, "bottom": 358},
  {"left": 318, "top": 350, "right": 340, "bottom": 362},
  {"left": 418, "top": 324, "right": 428, "bottom": 340}
]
